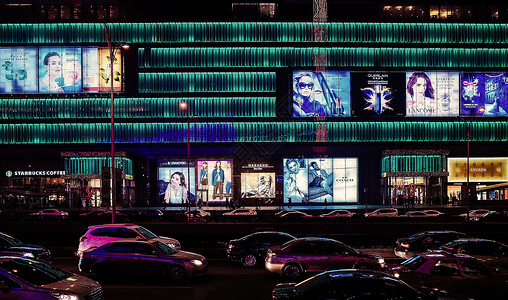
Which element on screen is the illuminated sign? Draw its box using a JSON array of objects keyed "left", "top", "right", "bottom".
[
  {"left": 283, "top": 157, "right": 358, "bottom": 204},
  {"left": 241, "top": 172, "right": 276, "bottom": 198},
  {"left": 448, "top": 157, "right": 508, "bottom": 182},
  {"left": 6, "top": 170, "right": 66, "bottom": 177},
  {"left": 460, "top": 73, "right": 508, "bottom": 116}
]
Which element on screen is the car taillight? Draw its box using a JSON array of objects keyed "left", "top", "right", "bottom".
[
  {"left": 79, "top": 236, "right": 87, "bottom": 242},
  {"left": 267, "top": 250, "right": 276, "bottom": 258},
  {"left": 401, "top": 242, "right": 410, "bottom": 248}
]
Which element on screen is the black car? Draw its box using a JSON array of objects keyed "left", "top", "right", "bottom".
[
  {"left": 0, "top": 232, "right": 51, "bottom": 262},
  {"left": 227, "top": 231, "right": 296, "bottom": 267},
  {"left": 136, "top": 209, "right": 165, "bottom": 221},
  {"left": 271, "top": 269, "right": 436, "bottom": 300},
  {"left": 394, "top": 230, "right": 467, "bottom": 259}
]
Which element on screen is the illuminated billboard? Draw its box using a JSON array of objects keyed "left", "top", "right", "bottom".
[
  {"left": 283, "top": 157, "right": 358, "bottom": 204},
  {"left": 292, "top": 70, "right": 351, "bottom": 117},
  {"left": 405, "top": 71, "right": 460, "bottom": 117},
  {"left": 0, "top": 46, "right": 123, "bottom": 94},
  {"left": 460, "top": 73, "right": 508, "bottom": 116},
  {"left": 158, "top": 160, "right": 196, "bottom": 205},
  {"left": 351, "top": 72, "right": 406, "bottom": 116},
  {"left": 196, "top": 159, "right": 233, "bottom": 205},
  {"left": 241, "top": 173, "right": 276, "bottom": 198},
  {"left": 448, "top": 157, "right": 508, "bottom": 183}
]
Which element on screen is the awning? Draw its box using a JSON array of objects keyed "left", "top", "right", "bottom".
[{"left": 477, "top": 182, "right": 508, "bottom": 192}]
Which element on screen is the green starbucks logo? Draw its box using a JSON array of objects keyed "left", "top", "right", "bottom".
[{"left": 5, "top": 170, "right": 13, "bottom": 177}]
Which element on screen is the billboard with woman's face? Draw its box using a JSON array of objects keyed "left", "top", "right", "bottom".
[
  {"left": 283, "top": 157, "right": 358, "bottom": 204},
  {"left": 39, "top": 47, "right": 82, "bottom": 93},
  {"left": 158, "top": 160, "right": 196, "bottom": 205},
  {"left": 292, "top": 70, "right": 351, "bottom": 117}
]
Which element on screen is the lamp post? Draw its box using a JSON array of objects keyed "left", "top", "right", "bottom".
[
  {"left": 104, "top": 23, "right": 128, "bottom": 223},
  {"left": 464, "top": 107, "right": 484, "bottom": 221},
  {"left": 180, "top": 101, "right": 191, "bottom": 212}
]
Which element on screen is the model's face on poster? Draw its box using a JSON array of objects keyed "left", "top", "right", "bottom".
[
  {"left": 414, "top": 77, "right": 426, "bottom": 96},
  {"left": 45, "top": 55, "right": 62, "bottom": 78},
  {"left": 298, "top": 75, "right": 314, "bottom": 97}
]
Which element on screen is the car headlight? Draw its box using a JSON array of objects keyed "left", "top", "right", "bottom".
[
  {"left": 190, "top": 259, "right": 203, "bottom": 266},
  {"left": 22, "top": 252, "right": 35, "bottom": 258},
  {"left": 377, "top": 258, "right": 385, "bottom": 265},
  {"left": 51, "top": 293, "right": 79, "bottom": 300}
]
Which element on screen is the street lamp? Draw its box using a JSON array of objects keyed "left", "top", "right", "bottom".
[
  {"left": 104, "top": 23, "right": 129, "bottom": 223},
  {"left": 464, "top": 107, "right": 484, "bottom": 221},
  {"left": 180, "top": 101, "right": 191, "bottom": 212}
]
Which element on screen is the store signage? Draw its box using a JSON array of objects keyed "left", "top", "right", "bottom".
[
  {"left": 242, "top": 163, "right": 273, "bottom": 171},
  {"left": 448, "top": 157, "right": 508, "bottom": 182},
  {"left": 6, "top": 170, "right": 66, "bottom": 177}
]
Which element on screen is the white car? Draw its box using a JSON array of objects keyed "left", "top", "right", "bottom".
[
  {"left": 459, "top": 209, "right": 491, "bottom": 219},
  {"left": 320, "top": 209, "right": 355, "bottom": 218},
  {"left": 30, "top": 209, "right": 69, "bottom": 219},
  {"left": 223, "top": 208, "right": 257, "bottom": 216},
  {"left": 364, "top": 208, "right": 398, "bottom": 217},
  {"left": 422, "top": 210, "right": 445, "bottom": 217},
  {"left": 76, "top": 223, "right": 180, "bottom": 256}
]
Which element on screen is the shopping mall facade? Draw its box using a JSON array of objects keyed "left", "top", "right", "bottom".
[{"left": 0, "top": 1, "right": 507, "bottom": 209}]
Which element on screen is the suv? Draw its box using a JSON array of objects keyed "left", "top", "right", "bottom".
[
  {"left": 364, "top": 208, "right": 398, "bottom": 217},
  {"left": 394, "top": 230, "right": 467, "bottom": 259},
  {"left": 77, "top": 223, "right": 180, "bottom": 256}
]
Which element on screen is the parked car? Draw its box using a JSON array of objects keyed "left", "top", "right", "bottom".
[
  {"left": 422, "top": 210, "right": 445, "bottom": 217},
  {"left": 394, "top": 230, "right": 467, "bottom": 259},
  {"left": 77, "top": 223, "right": 181, "bottom": 256},
  {"left": 0, "top": 256, "right": 102, "bottom": 299},
  {"left": 184, "top": 209, "right": 212, "bottom": 221},
  {"left": 79, "top": 209, "right": 130, "bottom": 222},
  {"left": 0, "top": 232, "right": 51, "bottom": 262},
  {"left": 402, "top": 211, "right": 429, "bottom": 217},
  {"left": 274, "top": 209, "right": 302, "bottom": 217},
  {"left": 319, "top": 209, "right": 355, "bottom": 218},
  {"left": 227, "top": 231, "right": 296, "bottom": 267},
  {"left": 364, "top": 208, "right": 398, "bottom": 217},
  {"left": 78, "top": 239, "right": 207, "bottom": 281},
  {"left": 30, "top": 208, "right": 69, "bottom": 220},
  {"left": 459, "top": 209, "right": 491, "bottom": 220},
  {"left": 265, "top": 237, "right": 385, "bottom": 279},
  {"left": 222, "top": 208, "right": 257, "bottom": 221},
  {"left": 472, "top": 210, "right": 508, "bottom": 222},
  {"left": 440, "top": 238, "right": 508, "bottom": 274},
  {"left": 271, "top": 269, "right": 437, "bottom": 300},
  {"left": 389, "top": 251, "right": 508, "bottom": 300},
  {"left": 277, "top": 211, "right": 313, "bottom": 219},
  {"left": 136, "top": 209, "right": 165, "bottom": 221}
]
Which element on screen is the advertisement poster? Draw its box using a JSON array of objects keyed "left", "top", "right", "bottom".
[
  {"left": 158, "top": 160, "right": 196, "bottom": 205},
  {"left": 196, "top": 159, "right": 233, "bottom": 205},
  {"left": 292, "top": 70, "right": 351, "bottom": 117},
  {"left": 38, "top": 47, "right": 82, "bottom": 93},
  {"left": 448, "top": 157, "right": 508, "bottom": 183},
  {"left": 461, "top": 73, "right": 508, "bottom": 116},
  {"left": 351, "top": 72, "right": 406, "bottom": 116},
  {"left": 82, "top": 47, "right": 99, "bottom": 92},
  {"left": 0, "top": 47, "right": 37, "bottom": 93},
  {"left": 98, "top": 48, "right": 122, "bottom": 92},
  {"left": 241, "top": 173, "right": 276, "bottom": 198},
  {"left": 406, "top": 71, "right": 460, "bottom": 117},
  {"left": 283, "top": 157, "right": 358, "bottom": 203}
]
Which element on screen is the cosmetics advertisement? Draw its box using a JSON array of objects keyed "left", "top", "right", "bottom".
[
  {"left": 39, "top": 47, "right": 82, "bottom": 93},
  {"left": 460, "top": 73, "right": 508, "bottom": 116},
  {"left": 292, "top": 70, "right": 351, "bottom": 117},
  {"left": 351, "top": 72, "right": 406, "bottom": 116},
  {"left": 0, "top": 47, "right": 38, "bottom": 93},
  {"left": 406, "top": 71, "right": 460, "bottom": 117}
]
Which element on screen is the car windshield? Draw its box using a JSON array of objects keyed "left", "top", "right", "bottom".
[
  {"left": 155, "top": 241, "right": 178, "bottom": 255},
  {"left": 441, "top": 240, "right": 464, "bottom": 249},
  {"left": 0, "top": 258, "right": 70, "bottom": 286},
  {"left": 0, "top": 234, "right": 22, "bottom": 246},
  {"left": 137, "top": 226, "right": 158, "bottom": 239},
  {"left": 401, "top": 255, "right": 427, "bottom": 270}
]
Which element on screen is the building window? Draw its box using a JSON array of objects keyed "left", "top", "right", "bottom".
[
  {"left": 48, "top": 5, "right": 59, "bottom": 19},
  {"left": 429, "top": 5, "right": 439, "bottom": 19},
  {"left": 96, "top": 5, "right": 108, "bottom": 19},
  {"left": 489, "top": 6, "right": 499, "bottom": 19},
  {"left": 73, "top": 4, "right": 81, "bottom": 19},
  {"left": 259, "top": 3, "right": 276, "bottom": 18},
  {"left": 232, "top": 3, "right": 277, "bottom": 19},
  {"left": 61, "top": 5, "right": 70, "bottom": 19},
  {"left": 110, "top": 5, "right": 119, "bottom": 19}
]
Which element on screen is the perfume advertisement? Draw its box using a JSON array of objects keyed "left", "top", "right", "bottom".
[
  {"left": 158, "top": 160, "right": 196, "bottom": 205},
  {"left": 98, "top": 48, "right": 123, "bottom": 92},
  {"left": 283, "top": 157, "right": 358, "bottom": 203},
  {"left": 406, "top": 71, "right": 460, "bottom": 117},
  {"left": 292, "top": 70, "right": 351, "bottom": 117},
  {"left": 82, "top": 47, "right": 100, "bottom": 92},
  {"left": 351, "top": 72, "right": 406, "bottom": 116},
  {"left": 0, "top": 47, "right": 38, "bottom": 93},
  {"left": 460, "top": 73, "right": 508, "bottom": 116},
  {"left": 39, "top": 47, "right": 82, "bottom": 93},
  {"left": 196, "top": 159, "right": 233, "bottom": 205}
]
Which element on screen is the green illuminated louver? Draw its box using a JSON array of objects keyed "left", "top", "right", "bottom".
[
  {"left": 66, "top": 157, "right": 134, "bottom": 176},
  {"left": 0, "top": 121, "right": 506, "bottom": 144},
  {"left": 0, "top": 97, "right": 276, "bottom": 119},
  {"left": 2, "top": 23, "right": 508, "bottom": 44},
  {"left": 381, "top": 155, "right": 446, "bottom": 174},
  {"left": 138, "top": 72, "right": 276, "bottom": 93}
]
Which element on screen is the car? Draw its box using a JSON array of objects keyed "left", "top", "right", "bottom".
[
  {"left": 265, "top": 237, "right": 385, "bottom": 279},
  {"left": 223, "top": 208, "right": 257, "bottom": 216},
  {"left": 319, "top": 209, "right": 356, "bottom": 218},
  {"left": 184, "top": 209, "right": 212, "bottom": 221},
  {"left": 227, "top": 231, "right": 296, "bottom": 267},
  {"left": 440, "top": 238, "right": 508, "bottom": 274},
  {"left": 459, "top": 209, "right": 491, "bottom": 220},
  {"left": 422, "top": 210, "right": 445, "bottom": 217},
  {"left": 79, "top": 209, "right": 130, "bottom": 222},
  {"left": 364, "top": 208, "right": 398, "bottom": 217},
  {"left": 136, "top": 209, "right": 165, "bottom": 221},
  {"left": 0, "top": 256, "right": 103, "bottom": 299},
  {"left": 271, "top": 269, "right": 437, "bottom": 300},
  {"left": 389, "top": 251, "right": 508, "bottom": 300},
  {"left": 402, "top": 211, "right": 430, "bottom": 217},
  {"left": 277, "top": 211, "right": 313, "bottom": 219},
  {"left": 29, "top": 208, "right": 69, "bottom": 220},
  {"left": 77, "top": 223, "right": 181, "bottom": 256},
  {"left": 78, "top": 239, "right": 207, "bottom": 281},
  {"left": 274, "top": 209, "right": 302, "bottom": 217},
  {"left": 0, "top": 232, "right": 51, "bottom": 262},
  {"left": 394, "top": 230, "right": 467, "bottom": 259},
  {"left": 473, "top": 210, "right": 508, "bottom": 221}
]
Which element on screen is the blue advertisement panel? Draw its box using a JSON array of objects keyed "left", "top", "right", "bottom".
[
  {"left": 158, "top": 160, "right": 196, "bottom": 206},
  {"left": 292, "top": 70, "right": 351, "bottom": 117},
  {"left": 461, "top": 73, "right": 508, "bottom": 116},
  {"left": 0, "top": 47, "right": 38, "bottom": 93},
  {"left": 351, "top": 72, "right": 406, "bottom": 116},
  {"left": 38, "top": 47, "right": 82, "bottom": 93},
  {"left": 406, "top": 71, "right": 460, "bottom": 117},
  {"left": 283, "top": 158, "right": 358, "bottom": 204}
]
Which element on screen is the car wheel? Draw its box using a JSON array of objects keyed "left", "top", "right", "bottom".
[
  {"left": 167, "top": 265, "right": 186, "bottom": 281},
  {"left": 282, "top": 263, "right": 302, "bottom": 279},
  {"left": 242, "top": 254, "right": 257, "bottom": 267}
]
